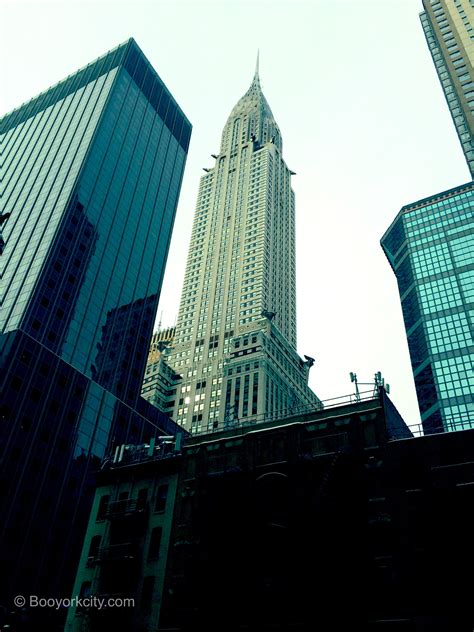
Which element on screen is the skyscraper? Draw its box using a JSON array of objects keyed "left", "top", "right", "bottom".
[
  {"left": 420, "top": 0, "right": 474, "bottom": 177},
  {"left": 160, "top": 59, "right": 320, "bottom": 433},
  {"left": 381, "top": 182, "right": 474, "bottom": 433},
  {"left": 0, "top": 38, "right": 190, "bottom": 611},
  {"left": 381, "top": 4, "right": 474, "bottom": 434}
]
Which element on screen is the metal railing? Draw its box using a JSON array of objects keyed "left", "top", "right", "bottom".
[
  {"left": 101, "top": 394, "right": 474, "bottom": 470},
  {"left": 191, "top": 389, "right": 381, "bottom": 435},
  {"left": 107, "top": 440, "right": 182, "bottom": 469},
  {"left": 94, "top": 542, "right": 137, "bottom": 563},
  {"left": 101, "top": 390, "right": 383, "bottom": 468},
  {"left": 391, "top": 414, "right": 474, "bottom": 439},
  {"left": 103, "top": 498, "right": 147, "bottom": 518}
]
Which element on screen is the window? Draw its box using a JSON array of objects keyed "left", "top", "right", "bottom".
[
  {"left": 141, "top": 576, "right": 155, "bottom": 611},
  {"left": 87, "top": 535, "right": 101, "bottom": 564},
  {"left": 137, "top": 488, "right": 148, "bottom": 510},
  {"left": 96, "top": 494, "right": 110, "bottom": 521},
  {"left": 148, "top": 527, "right": 163, "bottom": 560},
  {"left": 155, "top": 484, "right": 168, "bottom": 512}
]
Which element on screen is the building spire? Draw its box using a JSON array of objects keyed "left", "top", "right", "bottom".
[{"left": 221, "top": 51, "right": 282, "bottom": 153}]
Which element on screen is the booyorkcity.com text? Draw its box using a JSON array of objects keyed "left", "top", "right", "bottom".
[{"left": 14, "top": 595, "right": 135, "bottom": 610}]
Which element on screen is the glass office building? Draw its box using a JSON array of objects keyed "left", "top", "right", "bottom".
[
  {"left": 381, "top": 182, "right": 474, "bottom": 433},
  {"left": 0, "top": 39, "right": 190, "bottom": 610},
  {"left": 2, "top": 38, "right": 191, "bottom": 406}
]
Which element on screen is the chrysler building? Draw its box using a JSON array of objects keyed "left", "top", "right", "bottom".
[{"left": 160, "top": 59, "right": 321, "bottom": 432}]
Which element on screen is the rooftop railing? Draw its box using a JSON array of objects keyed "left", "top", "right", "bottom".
[
  {"left": 104, "top": 393, "right": 474, "bottom": 469},
  {"left": 392, "top": 414, "right": 473, "bottom": 439},
  {"left": 192, "top": 388, "right": 382, "bottom": 436}
]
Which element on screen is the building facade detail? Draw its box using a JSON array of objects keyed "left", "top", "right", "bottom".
[{"left": 420, "top": 0, "right": 474, "bottom": 177}]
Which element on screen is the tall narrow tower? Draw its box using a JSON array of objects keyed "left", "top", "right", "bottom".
[
  {"left": 164, "top": 59, "right": 321, "bottom": 433},
  {"left": 420, "top": 0, "right": 474, "bottom": 177}
]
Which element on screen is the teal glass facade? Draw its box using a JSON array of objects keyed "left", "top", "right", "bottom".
[
  {"left": 1, "top": 38, "right": 191, "bottom": 405},
  {"left": 0, "top": 39, "right": 190, "bottom": 614},
  {"left": 382, "top": 182, "right": 474, "bottom": 433}
]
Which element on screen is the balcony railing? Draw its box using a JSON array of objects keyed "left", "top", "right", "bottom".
[
  {"left": 103, "top": 498, "right": 148, "bottom": 519},
  {"left": 93, "top": 543, "right": 138, "bottom": 564}
]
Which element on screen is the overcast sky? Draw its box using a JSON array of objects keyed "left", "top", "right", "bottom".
[{"left": 1, "top": 0, "right": 470, "bottom": 430}]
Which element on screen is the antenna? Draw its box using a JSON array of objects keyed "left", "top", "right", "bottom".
[
  {"left": 374, "top": 372, "right": 390, "bottom": 396},
  {"left": 349, "top": 372, "right": 360, "bottom": 402},
  {"left": 350, "top": 371, "right": 390, "bottom": 401}
]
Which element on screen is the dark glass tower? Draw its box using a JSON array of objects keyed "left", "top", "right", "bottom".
[
  {"left": 381, "top": 182, "right": 474, "bottom": 433},
  {"left": 0, "top": 39, "right": 190, "bottom": 612}
]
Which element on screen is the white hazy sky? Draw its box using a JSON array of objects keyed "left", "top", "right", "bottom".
[{"left": 1, "top": 0, "right": 470, "bottom": 429}]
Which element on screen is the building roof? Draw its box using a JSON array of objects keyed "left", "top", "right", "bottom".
[
  {"left": 0, "top": 38, "right": 191, "bottom": 150},
  {"left": 220, "top": 53, "right": 282, "bottom": 153}
]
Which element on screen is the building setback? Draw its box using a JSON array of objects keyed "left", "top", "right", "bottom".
[
  {"left": 141, "top": 327, "right": 182, "bottom": 416},
  {"left": 147, "top": 327, "right": 177, "bottom": 365},
  {"left": 381, "top": 182, "right": 474, "bottom": 432},
  {"left": 420, "top": 0, "right": 474, "bottom": 178},
  {"left": 0, "top": 38, "right": 190, "bottom": 618},
  {"left": 157, "top": 59, "right": 320, "bottom": 433}
]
